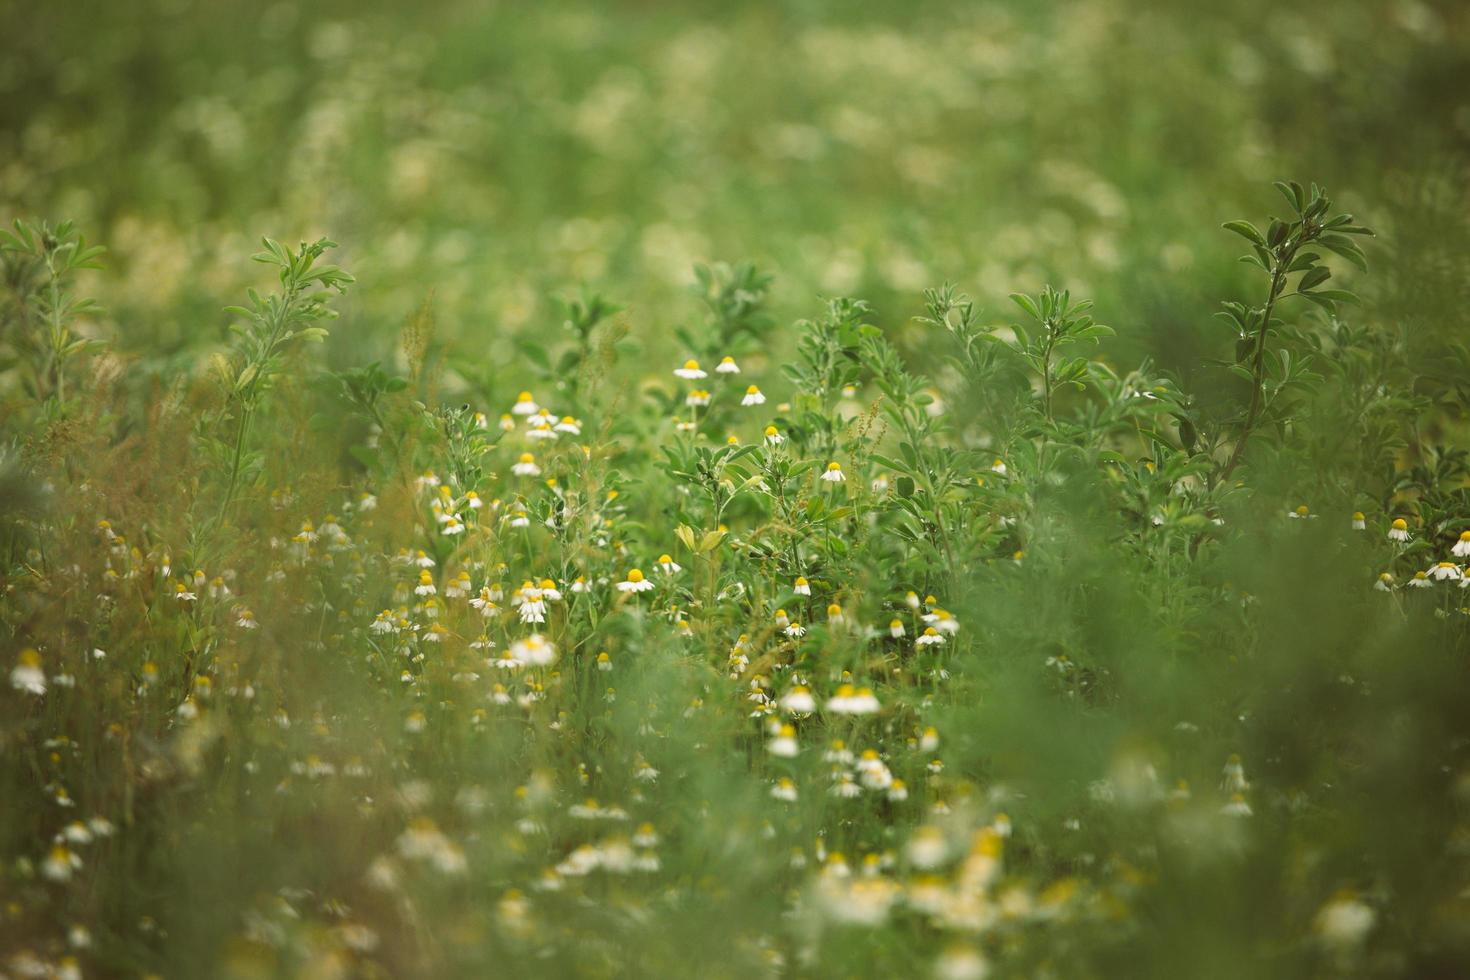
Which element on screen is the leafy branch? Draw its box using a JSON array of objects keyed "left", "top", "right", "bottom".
[
  {"left": 215, "top": 237, "right": 354, "bottom": 512},
  {"left": 0, "top": 219, "right": 106, "bottom": 408},
  {"left": 1217, "top": 181, "right": 1373, "bottom": 480},
  {"left": 1008, "top": 286, "right": 1114, "bottom": 427}
]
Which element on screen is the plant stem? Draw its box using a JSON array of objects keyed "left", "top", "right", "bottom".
[{"left": 1220, "top": 235, "right": 1303, "bottom": 481}]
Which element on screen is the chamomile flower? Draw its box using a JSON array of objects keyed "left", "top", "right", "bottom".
[
  {"left": 764, "top": 425, "right": 784, "bottom": 446},
  {"left": 675, "top": 359, "right": 707, "bottom": 379},
  {"left": 889, "top": 618, "right": 905, "bottom": 638},
  {"left": 1351, "top": 511, "right": 1366, "bottom": 530},
  {"left": 785, "top": 621, "right": 807, "bottom": 638},
  {"left": 555, "top": 416, "right": 582, "bottom": 435},
  {"left": 715, "top": 355, "right": 740, "bottom": 374},
  {"left": 741, "top": 385, "right": 766, "bottom": 406},
  {"left": 414, "top": 570, "right": 437, "bottom": 596},
  {"left": 771, "top": 777, "right": 799, "bottom": 802},
  {"left": 1408, "top": 571, "right": 1432, "bottom": 588},
  {"left": 597, "top": 652, "right": 612, "bottom": 672},
  {"left": 857, "top": 750, "right": 893, "bottom": 789},
  {"left": 1220, "top": 793, "right": 1253, "bottom": 817},
  {"left": 656, "top": 554, "right": 682, "bottom": 574},
  {"left": 824, "top": 739, "right": 855, "bottom": 765},
  {"left": 794, "top": 576, "right": 811, "bottom": 595},
  {"left": 781, "top": 686, "right": 817, "bottom": 714},
  {"left": 617, "top": 568, "right": 654, "bottom": 593},
  {"left": 820, "top": 461, "right": 845, "bottom": 483},
  {"left": 916, "top": 627, "right": 946, "bottom": 647},
  {"left": 1454, "top": 530, "right": 1470, "bottom": 558},
  {"left": 518, "top": 591, "right": 546, "bottom": 624},
  {"left": 470, "top": 588, "right": 499, "bottom": 616},
  {"left": 1388, "top": 518, "right": 1410, "bottom": 542},
  {"left": 826, "top": 603, "right": 844, "bottom": 625},
  {"left": 827, "top": 684, "right": 880, "bottom": 715},
  {"left": 1428, "top": 561, "right": 1463, "bottom": 582},
  {"left": 43, "top": 843, "right": 82, "bottom": 882},
  {"left": 934, "top": 945, "right": 990, "bottom": 980},
  {"left": 512, "top": 391, "right": 539, "bottom": 415},
  {"left": 871, "top": 473, "right": 890, "bottom": 493},
  {"left": 769, "top": 724, "right": 799, "bottom": 757},
  {"left": 1374, "top": 572, "right": 1394, "bottom": 592},
  {"left": 685, "top": 389, "right": 710, "bottom": 407},
  {"left": 1314, "top": 890, "right": 1376, "bottom": 951},
  {"left": 1221, "top": 754, "right": 1249, "bottom": 793},
  {"left": 11, "top": 649, "right": 46, "bottom": 695},
  {"left": 512, "top": 453, "right": 541, "bottom": 477},
  {"left": 526, "top": 421, "right": 557, "bottom": 441},
  {"left": 512, "top": 634, "right": 557, "bottom": 667}
]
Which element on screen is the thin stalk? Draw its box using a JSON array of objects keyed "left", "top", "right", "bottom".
[{"left": 1221, "top": 229, "right": 1308, "bottom": 481}]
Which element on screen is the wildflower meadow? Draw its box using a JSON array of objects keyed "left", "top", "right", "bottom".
[{"left": 4, "top": 2, "right": 1470, "bottom": 978}]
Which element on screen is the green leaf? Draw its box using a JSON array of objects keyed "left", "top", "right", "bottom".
[
  {"left": 1297, "top": 267, "right": 1331, "bottom": 292},
  {"left": 1009, "top": 293, "right": 1041, "bottom": 321},
  {"left": 1222, "top": 220, "right": 1265, "bottom": 245},
  {"left": 1317, "top": 237, "right": 1369, "bottom": 273}
]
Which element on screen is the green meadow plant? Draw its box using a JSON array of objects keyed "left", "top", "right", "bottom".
[
  {"left": 210, "top": 237, "right": 354, "bottom": 514},
  {"left": 0, "top": 220, "right": 106, "bottom": 416},
  {"left": 4, "top": 181, "right": 1470, "bottom": 980}
]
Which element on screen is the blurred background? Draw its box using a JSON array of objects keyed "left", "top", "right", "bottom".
[{"left": 2, "top": 0, "right": 1467, "bottom": 399}]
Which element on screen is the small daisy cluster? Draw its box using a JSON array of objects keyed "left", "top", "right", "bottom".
[{"left": 1341, "top": 511, "right": 1470, "bottom": 602}]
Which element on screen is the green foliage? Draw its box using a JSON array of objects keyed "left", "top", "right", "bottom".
[
  {"left": 10, "top": 148, "right": 1470, "bottom": 980},
  {"left": 3, "top": 4, "right": 1470, "bottom": 974},
  {"left": 210, "top": 237, "right": 354, "bottom": 513},
  {"left": 1218, "top": 184, "right": 1375, "bottom": 479},
  {"left": 0, "top": 219, "right": 105, "bottom": 412}
]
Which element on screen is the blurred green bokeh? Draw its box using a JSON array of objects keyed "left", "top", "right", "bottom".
[{"left": 4, "top": 0, "right": 1467, "bottom": 390}]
